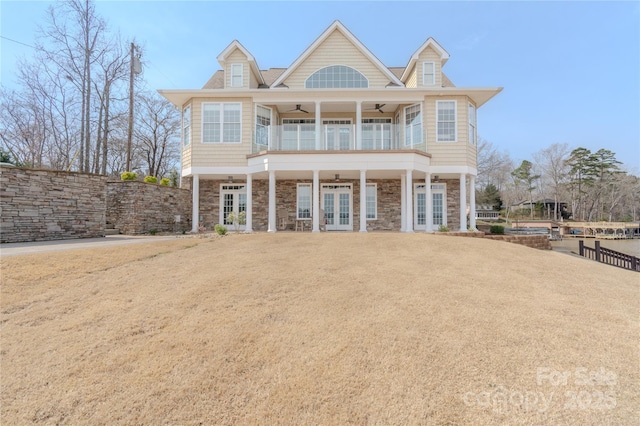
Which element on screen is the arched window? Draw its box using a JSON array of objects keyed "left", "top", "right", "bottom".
[{"left": 305, "top": 65, "right": 368, "bottom": 88}]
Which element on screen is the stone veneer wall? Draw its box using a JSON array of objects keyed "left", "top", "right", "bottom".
[
  {"left": 439, "top": 231, "right": 552, "bottom": 250},
  {"left": 106, "top": 181, "right": 192, "bottom": 234},
  {"left": 0, "top": 166, "right": 107, "bottom": 243},
  {"left": 193, "top": 178, "right": 462, "bottom": 232}
]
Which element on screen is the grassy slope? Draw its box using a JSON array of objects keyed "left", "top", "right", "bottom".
[{"left": 1, "top": 233, "right": 638, "bottom": 424}]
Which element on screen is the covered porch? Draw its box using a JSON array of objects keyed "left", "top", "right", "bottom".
[{"left": 187, "top": 151, "right": 477, "bottom": 233}]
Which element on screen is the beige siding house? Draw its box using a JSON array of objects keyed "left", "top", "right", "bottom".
[{"left": 159, "top": 21, "right": 502, "bottom": 233}]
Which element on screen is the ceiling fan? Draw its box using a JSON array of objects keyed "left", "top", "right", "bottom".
[
  {"left": 365, "top": 103, "right": 386, "bottom": 114},
  {"left": 286, "top": 104, "right": 309, "bottom": 113}
]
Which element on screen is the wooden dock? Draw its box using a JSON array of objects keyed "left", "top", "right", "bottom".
[{"left": 566, "top": 222, "right": 639, "bottom": 239}]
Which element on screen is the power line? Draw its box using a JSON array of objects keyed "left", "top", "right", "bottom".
[{"left": 0, "top": 35, "right": 36, "bottom": 49}]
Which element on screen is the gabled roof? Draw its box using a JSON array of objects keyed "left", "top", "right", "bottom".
[
  {"left": 216, "top": 40, "right": 265, "bottom": 85},
  {"left": 270, "top": 20, "right": 403, "bottom": 88},
  {"left": 400, "top": 37, "right": 450, "bottom": 83}
]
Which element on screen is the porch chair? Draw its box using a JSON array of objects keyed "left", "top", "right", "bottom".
[
  {"left": 277, "top": 208, "right": 289, "bottom": 230},
  {"left": 319, "top": 208, "right": 327, "bottom": 231}
]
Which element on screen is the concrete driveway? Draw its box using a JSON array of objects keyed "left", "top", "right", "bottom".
[{"left": 0, "top": 235, "right": 181, "bottom": 258}]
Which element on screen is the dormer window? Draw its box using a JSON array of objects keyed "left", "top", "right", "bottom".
[
  {"left": 422, "top": 62, "right": 435, "bottom": 85},
  {"left": 230, "top": 63, "right": 243, "bottom": 87},
  {"left": 305, "top": 65, "right": 368, "bottom": 88}
]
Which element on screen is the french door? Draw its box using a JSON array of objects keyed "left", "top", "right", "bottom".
[
  {"left": 220, "top": 184, "right": 246, "bottom": 230},
  {"left": 321, "top": 184, "right": 352, "bottom": 231},
  {"left": 414, "top": 183, "right": 447, "bottom": 231},
  {"left": 323, "top": 120, "right": 352, "bottom": 150}
]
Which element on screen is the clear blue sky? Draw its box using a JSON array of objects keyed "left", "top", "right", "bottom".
[{"left": 1, "top": 1, "right": 639, "bottom": 170}]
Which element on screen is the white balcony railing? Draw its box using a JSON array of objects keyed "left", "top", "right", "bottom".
[{"left": 253, "top": 124, "right": 424, "bottom": 153}]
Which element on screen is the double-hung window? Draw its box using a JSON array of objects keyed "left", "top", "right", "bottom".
[
  {"left": 423, "top": 62, "right": 435, "bottom": 85},
  {"left": 366, "top": 184, "right": 377, "bottom": 220},
  {"left": 182, "top": 105, "right": 191, "bottom": 146},
  {"left": 297, "top": 183, "right": 312, "bottom": 219},
  {"left": 437, "top": 100, "right": 456, "bottom": 142},
  {"left": 468, "top": 103, "right": 476, "bottom": 145},
  {"left": 230, "top": 63, "right": 243, "bottom": 87},
  {"left": 203, "top": 103, "right": 241, "bottom": 143},
  {"left": 404, "top": 104, "right": 422, "bottom": 146}
]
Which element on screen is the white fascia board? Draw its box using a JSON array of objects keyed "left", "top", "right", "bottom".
[
  {"left": 159, "top": 87, "right": 502, "bottom": 109},
  {"left": 428, "top": 165, "right": 477, "bottom": 176},
  {"left": 248, "top": 152, "right": 431, "bottom": 173},
  {"left": 270, "top": 20, "right": 403, "bottom": 88},
  {"left": 183, "top": 166, "right": 250, "bottom": 177}
]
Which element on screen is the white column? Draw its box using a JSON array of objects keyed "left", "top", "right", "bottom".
[
  {"left": 315, "top": 101, "right": 321, "bottom": 150},
  {"left": 191, "top": 174, "right": 199, "bottom": 233},
  {"left": 355, "top": 101, "right": 362, "bottom": 150},
  {"left": 400, "top": 173, "right": 406, "bottom": 232},
  {"left": 245, "top": 174, "right": 253, "bottom": 233},
  {"left": 268, "top": 170, "right": 276, "bottom": 232},
  {"left": 426, "top": 173, "right": 433, "bottom": 232},
  {"left": 312, "top": 170, "right": 320, "bottom": 232},
  {"left": 469, "top": 175, "right": 477, "bottom": 231},
  {"left": 359, "top": 170, "right": 367, "bottom": 232},
  {"left": 459, "top": 173, "right": 467, "bottom": 232},
  {"left": 405, "top": 169, "right": 414, "bottom": 233}
]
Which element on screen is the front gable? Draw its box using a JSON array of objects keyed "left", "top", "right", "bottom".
[{"left": 271, "top": 21, "right": 402, "bottom": 89}]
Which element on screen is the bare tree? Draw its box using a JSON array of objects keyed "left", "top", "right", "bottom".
[
  {"left": 533, "top": 143, "right": 570, "bottom": 220},
  {"left": 133, "top": 91, "right": 181, "bottom": 178},
  {"left": 476, "top": 137, "right": 513, "bottom": 192},
  {"left": 92, "top": 36, "right": 129, "bottom": 174},
  {"left": 37, "top": 0, "right": 109, "bottom": 172}
]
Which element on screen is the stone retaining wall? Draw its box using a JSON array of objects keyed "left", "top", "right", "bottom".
[
  {"left": 106, "top": 181, "right": 192, "bottom": 235},
  {"left": 0, "top": 166, "right": 107, "bottom": 243},
  {"left": 438, "top": 231, "right": 552, "bottom": 250}
]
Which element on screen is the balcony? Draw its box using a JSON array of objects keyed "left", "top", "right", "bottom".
[{"left": 252, "top": 124, "right": 425, "bottom": 153}]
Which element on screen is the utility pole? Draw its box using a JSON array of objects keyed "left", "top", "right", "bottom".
[{"left": 126, "top": 42, "right": 141, "bottom": 172}]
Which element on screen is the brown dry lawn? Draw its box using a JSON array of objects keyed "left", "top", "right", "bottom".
[{"left": 1, "top": 233, "right": 638, "bottom": 425}]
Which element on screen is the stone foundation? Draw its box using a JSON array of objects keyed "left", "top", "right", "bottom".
[{"left": 194, "top": 177, "right": 461, "bottom": 232}]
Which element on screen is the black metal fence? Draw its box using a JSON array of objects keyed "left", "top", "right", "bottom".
[{"left": 578, "top": 240, "right": 640, "bottom": 272}]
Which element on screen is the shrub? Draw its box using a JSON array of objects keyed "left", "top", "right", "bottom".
[
  {"left": 214, "top": 224, "right": 227, "bottom": 235},
  {"left": 490, "top": 225, "right": 505, "bottom": 235},
  {"left": 144, "top": 175, "right": 157, "bottom": 184},
  {"left": 120, "top": 171, "right": 137, "bottom": 181},
  {"left": 438, "top": 225, "right": 450, "bottom": 232},
  {"left": 149, "top": 229, "right": 158, "bottom": 235},
  {"left": 159, "top": 177, "right": 170, "bottom": 186}
]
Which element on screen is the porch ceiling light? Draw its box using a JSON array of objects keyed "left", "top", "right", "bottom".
[
  {"left": 335, "top": 174, "right": 340, "bottom": 181},
  {"left": 433, "top": 175, "right": 439, "bottom": 182}
]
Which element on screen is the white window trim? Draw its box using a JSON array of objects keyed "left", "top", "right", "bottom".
[
  {"left": 468, "top": 102, "right": 476, "bottom": 145},
  {"left": 436, "top": 100, "right": 457, "bottom": 143},
  {"left": 219, "top": 184, "right": 247, "bottom": 227},
  {"left": 366, "top": 183, "right": 377, "bottom": 220},
  {"left": 255, "top": 104, "right": 272, "bottom": 147},
  {"left": 202, "top": 102, "right": 242, "bottom": 144},
  {"left": 230, "top": 63, "right": 243, "bottom": 87},
  {"left": 296, "top": 183, "right": 312, "bottom": 220},
  {"left": 182, "top": 105, "right": 191, "bottom": 146},
  {"left": 404, "top": 103, "right": 423, "bottom": 147},
  {"left": 431, "top": 183, "right": 447, "bottom": 227},
  {"left": 422, "top": 61, "right": 435, "bottom": 86},
  {"left": 305, "top": 64, "right": 369, "bottom": 89}
]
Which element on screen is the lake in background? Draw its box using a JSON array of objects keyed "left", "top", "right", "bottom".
[{"left": 551, "top": 238, "right": 640, "bottom": 257}]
